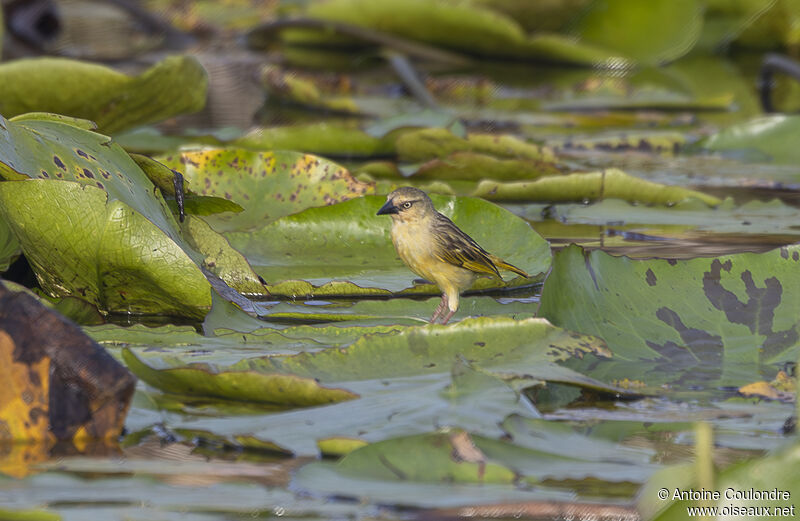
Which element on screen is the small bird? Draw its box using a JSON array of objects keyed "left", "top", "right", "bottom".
[{"left": 377, "top": 187, "right": 529, "bottom": 324}]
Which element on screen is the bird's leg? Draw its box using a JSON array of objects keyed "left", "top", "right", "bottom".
[
  {"left": 440, "top": 307, "right": 457, "bottom": 325},
  {"left": 430, "top": 293, "right": 448, "bottom": 324}
]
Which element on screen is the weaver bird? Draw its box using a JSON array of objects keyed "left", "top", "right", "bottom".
[{"left": 377, "top": 187, "right": 529, "bottom": 324}]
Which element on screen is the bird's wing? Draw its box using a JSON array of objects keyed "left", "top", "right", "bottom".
[{"left": 431, "top": 213, "right": 501, "bottom": 277}]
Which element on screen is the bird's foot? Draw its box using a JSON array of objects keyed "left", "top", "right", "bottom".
[
  {"left": 430, "top": 294, "right": 448, "bottom": 324},
  {"left": 440, "top": 308, "right": 456, "bottom": 325}
]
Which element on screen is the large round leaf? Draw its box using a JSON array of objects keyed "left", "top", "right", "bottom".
[
  {"left": 573, "top": 0, "right": 703, "bottom": 65},
  {"left": 227, "top": 195, "right": 552, "bottom": 297},
  {"left": 157, "top": 148, "right": 375, "bottom": 232},
  {"left": 538, "top": 244, "right": 800, "bottom": 388}
]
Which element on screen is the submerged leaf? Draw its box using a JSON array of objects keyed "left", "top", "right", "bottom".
[
  {"left": 122, "top": 349, "right": 358, "bottom": 407},
  {"left": 240, "top": 316, "right": 613, "bottom": 391}
]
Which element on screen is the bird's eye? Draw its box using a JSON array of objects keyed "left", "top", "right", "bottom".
[{"left": 402, "top": 201, "right": 412, "bottom": 209}]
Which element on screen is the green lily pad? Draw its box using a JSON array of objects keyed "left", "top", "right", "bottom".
[
  {"left": 395, "top": 127, "right": 554, "bottom": 163},
  {"left": 122, "top": 348, "right": 358, "bottom": 407},
  {"left": 542, "top": 197, "right": 800, "bottom": 237},
  {"left": 0, "top": 216, "right": 20, "bottom": 272},
  {"left": 0, "top": 114, "right": 214, "bottom": 317},
  {"left": 472, "top": 169, "right": 722, "bottom": 206},
  {"left": 178, "top": 215, "right": 267, "bottom": 296},
  {"left": 302, "top": 0, "right": 527, "bottom": 58},
  {"left": 0, "top": 180, "right": 210, "bottom": 318},
  {"left": 334, "top": 430, "right": 517, "bottom": 483},
  {"left": 157, "top": 148, "right": 375, "bottom": 232},
  {"left": 226, "top": 195, "right": 551, "bottom": 297},
  {"left": 239, "top": 316, "right": 613, "bottom": 390},
  {"left": 698, "top": 114, "right": 800, "bottom": 164},
  {"left": 232, "top": 122, "right": 399, "bottom": 158},
  {"left": 538, "top": 244, "right": 800, "bottom": 388},
  {"left": 261, "top": 65, "right": 362, "bottom": 114},
  {"left": 573, "top": 0, "right": 702, "bottom": 65},
  {"left": 0, "top": 56, "right": 207, "bottom": 134}
]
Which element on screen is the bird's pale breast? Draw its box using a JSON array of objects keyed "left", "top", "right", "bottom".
[{"left": 390, "top": 219, "right": 476, "bottom": 292}]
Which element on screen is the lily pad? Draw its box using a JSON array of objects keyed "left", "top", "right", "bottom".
[
  {"left": 226, "top": 194, "right": 551, "bottom": 297},
  {"left": 0, "top": 56, "right": 207, "bottom": 134},
  {"left": 232, "top": 122, "right": 399, "bottom": 158},
  {"left": 472, "top": 169, "right": 722, "bottom": 206},
  {"left": 301, "top": 0, "right": 527, "bottom": 58},
  {"left": 0, "top": 114, "right": 214, "bottom": 317},
  {"left": 698, "top": 114, "right": 800, "bottom": 164},
  {"left": 539, "top": 197, "right": 800, "bottom": 238},
  {"left": 239, "top": 316, "right": 613, "bottom": 390},
  {"left": 573, "top": 0, "right": 702, "bottom": 65},
  {"left": 0, "top": 180, "right": 210, "bottom": 318},
  {"left": 538, "top": 244, "right": 800, "bottom": 388},
  {"left": 122, "top": 348, "right": 358, "bottom": 407},
  {"left": 334, "top": 430, "right": 517, "bottom": 483},
  {"left": 157, "top": 148, "right": 375, "bottom": 232}
]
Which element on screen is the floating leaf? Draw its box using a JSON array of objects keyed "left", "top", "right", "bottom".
[
  {"left": 233, "top": 122, "right": 399, "bottom": 158},
  {"left": 261, "top": 65, "right": 361, "bottom": 114},
  {"left": 178, "top": 215, "right": 267, "bottom": 296},
  {"left": 122, "top": 349, "right": 358, "bottom": 407},
  {"left": 227, "top": 195, "right": 551, "bottom": 297},
  {"left": 157, "top": 148, "right": 375, "bottom": 232},
  {"left": 0, "top": 56, "right": 207, "bottom": 133},
  {"left": 538, "top": 244, "right": 800, "bottom": 388},
  {"left": 240, "top": 317, "right": 613, "bottom": 391},
  {"left": 472, "top": 169, "right": 721, "bottom": 206},
  {"left": 334, "top": 430, "right": 517, "bottom": 483},
  {"left": 573, "top": 0, "right": 702, "bottom": 65},
  {"left": 395, "top": 127, "right": 554, "bottom": 163},
  {"left": 302, "top": 0, "right": 527, "bottom": 58},
  {"left": 698, "top": 114, "right": 800, "bottom": 164}
]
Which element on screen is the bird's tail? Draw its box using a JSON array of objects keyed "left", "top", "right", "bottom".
[{"left": 489, "top": 255, "right": 529, "bottom": 278}]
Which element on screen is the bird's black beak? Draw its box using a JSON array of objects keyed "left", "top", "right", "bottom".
[{"left": 377, "top": 200, "right": 399, "bottom": 215}]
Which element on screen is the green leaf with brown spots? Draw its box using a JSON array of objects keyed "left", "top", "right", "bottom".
[
  {"left": 226, "top": 195, "right": 551, "bottom": 297},
  {"left": 538, "top": 244, "right": 800, "bottom": 388},
  {"left": 395, "top": 127, "right": 555, "bottom": 163},
  {"left": 0, "top": 55, "right": 207, "bottom": 133},
  {"left": 0, "top": 114, "right": 214, "bottom": 317},
  {"left": 157, "top": 148, "right": 375, "bottom": 232},
  {"left": 121, "top": 348, "right": 358, "bottom": 407}
]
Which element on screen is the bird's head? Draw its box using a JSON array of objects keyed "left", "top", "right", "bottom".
[{"left": 376, "top": 186, "right": 434, "bottom": 222}]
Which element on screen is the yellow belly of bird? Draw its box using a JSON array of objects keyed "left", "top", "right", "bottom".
[{"left": 391, "top": 221, "right": 476, "bottom": 312}]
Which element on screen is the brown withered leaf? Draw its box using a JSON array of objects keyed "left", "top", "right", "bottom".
[{"left": 0, "top": 282, "right": 136, "bottom": 445}]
